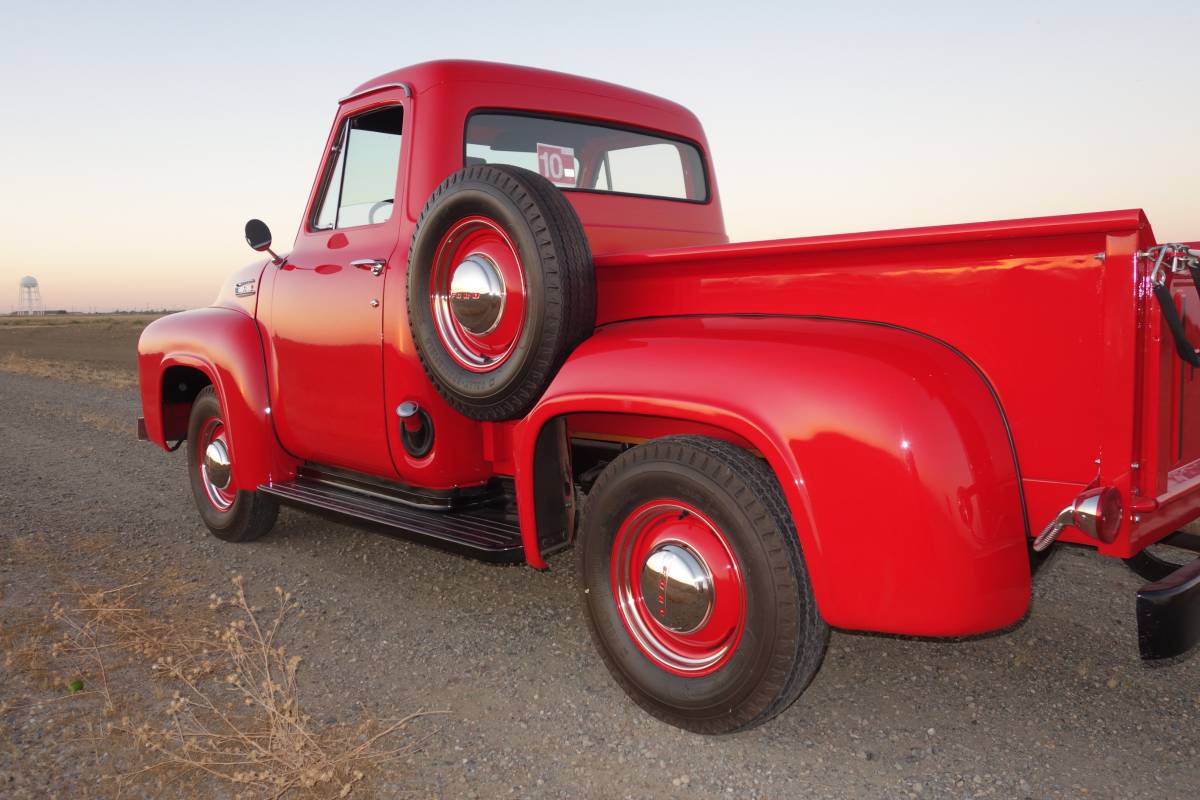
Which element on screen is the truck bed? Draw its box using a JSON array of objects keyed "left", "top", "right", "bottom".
[{"left": 591, "top": 208, "right": 1197, "bottom": 556}]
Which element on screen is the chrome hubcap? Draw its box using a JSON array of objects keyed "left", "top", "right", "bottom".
[
  {"left": 203, "top": 439, "right": 231, "bottom": 494},
  {"left": 197, "top": 417, "right": 235, "bottom": 513},
  {"left": 448, "top": 255, "right": 505, "bottom": 335},
  {"left": 639, "top": 543, "right": 713, "bottom": 633}
]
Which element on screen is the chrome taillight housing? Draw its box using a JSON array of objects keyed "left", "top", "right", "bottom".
[
  {"left": 1070, "top": 486, "right": 1123, "bottom": 544},
  {"left": 1034, "top": 486, "right": 1123, "bottom": 551}
]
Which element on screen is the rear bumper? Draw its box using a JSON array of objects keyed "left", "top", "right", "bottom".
[{"left": 1136, "top": 556, "right": 1200, "bottom": 659}]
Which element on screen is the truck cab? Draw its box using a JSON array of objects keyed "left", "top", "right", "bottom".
[
  {"left": 260, "top": 61, "right": 725, "bottom": 491},
  {"left": 138, "top": 60, "right": 1200, "bottom": 734}
]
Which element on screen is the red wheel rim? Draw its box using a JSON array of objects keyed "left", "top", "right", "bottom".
[
  {"left": 429, "top": 216, "right": 526, "bottom": 373},
  {"left": 197, "top": 416, "right": 235, "bottom": 512},
  {"left": 611, "top": 499, "right": 746, "bottom": 676}
]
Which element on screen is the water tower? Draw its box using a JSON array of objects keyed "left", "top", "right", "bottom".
[{"left": 17, "top": 276, "right": 43, "bottom": 316}]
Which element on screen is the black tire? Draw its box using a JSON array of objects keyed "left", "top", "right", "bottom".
[
  {"left": 186, "top": 386, "right": 279, "bottom": 542},
  {"left": 406, "top": 164, "right": 595, "bottom": 421},
  {"left": 576, "top": 436, "right": 829, "bottom": 734}
]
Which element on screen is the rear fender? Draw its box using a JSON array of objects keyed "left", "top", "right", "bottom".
[
  {"left": 515, "top": 316, "right": 1031, "bottom": 637},
  {"left": 137, "top": 307, "right": 297, "bottom": 491}
]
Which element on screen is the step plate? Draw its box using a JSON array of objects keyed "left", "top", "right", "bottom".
[{"left": 259, "top": 477, "right": 524, "bottom": 563}]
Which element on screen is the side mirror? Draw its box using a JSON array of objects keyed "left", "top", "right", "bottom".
[
  {"left": 244, "top": 219, "right": 282, "bottom": 264},
  {"left": 245, "top": 219, "right": 272, "bottom": 251}
]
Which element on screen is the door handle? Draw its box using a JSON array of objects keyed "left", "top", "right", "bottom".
[{"left": 351, "top": 258, "right": 387, "bottom": 276}]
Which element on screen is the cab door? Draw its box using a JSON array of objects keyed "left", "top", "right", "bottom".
[{"left": 266, "top": 102, "right": 406, "bottom": 477}]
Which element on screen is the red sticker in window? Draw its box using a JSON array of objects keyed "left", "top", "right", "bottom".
[{"left": 536, "top": 143, "right": 576, "bottom": 187}]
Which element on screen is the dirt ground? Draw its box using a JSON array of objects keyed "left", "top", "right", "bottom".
[{"left": 1, "top": 316, "right": 1198, "bottom": 799}]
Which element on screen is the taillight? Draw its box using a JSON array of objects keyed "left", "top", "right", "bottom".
[
  {"left": 1033, "top": 485, "right": 1124, "bottom": 552},
  {"left": 1071, "top": 486, "right": 1123, "bottom": 544}
]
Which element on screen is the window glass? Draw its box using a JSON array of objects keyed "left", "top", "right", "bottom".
[
  {"left": 313, "top": 131, "right": 345, "bottom": 230},
  {"left": 465, "top": 113, "right": 707, "bottom": 202},
  {"left": 594, "top": 157, "right": 611, "bottom": 191},
  {"left": 312, "top": 105, "right": 404, "bottom": 230},
  {"left": 607, "top": 143, "right": 688, "bottom": 199}
]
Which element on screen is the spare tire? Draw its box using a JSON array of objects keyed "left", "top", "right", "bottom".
[{"left": 407, "top": 164, "right": 595, "bottom": 421}]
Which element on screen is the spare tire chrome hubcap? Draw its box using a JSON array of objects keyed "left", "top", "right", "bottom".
[{"left": 448, "top": 255, "right": 505, "bottom": 335}]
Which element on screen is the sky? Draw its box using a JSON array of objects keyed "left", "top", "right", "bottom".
[{"left": 1, "top": 0, "right": 1197, "bottom": 311}]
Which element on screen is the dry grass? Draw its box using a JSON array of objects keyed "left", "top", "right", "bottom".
[
  {"left": 1, "top": 572, "right": 440, "bottom": 798},
  {"left": 0, "top": 352, "right": 139, "bottom": 389},
  {"left": 0, "top": 616, "right": 61, "bottom": 691},
  {"left": 0, "top": 313, "right": 168, "bottom": 329}
]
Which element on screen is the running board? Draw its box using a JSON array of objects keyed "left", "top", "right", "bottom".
[{"left": 259, "top": 476, "right": 524, "bottom": 563}]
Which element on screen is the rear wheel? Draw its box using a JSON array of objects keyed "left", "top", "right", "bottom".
[
  {"left": 576, "top": 436, "right": 829, "bottom": 734},
  {"left": 186, "top": 386, "right": 278, "bottom": 542}
]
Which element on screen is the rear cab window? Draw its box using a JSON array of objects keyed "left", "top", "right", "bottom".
[{"left": 465, "top": 112, "right": 708, "bottom": 203}]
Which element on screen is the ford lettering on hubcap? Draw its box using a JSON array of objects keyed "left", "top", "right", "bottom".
[
  {"left": 448, "top": 254, "right": 505, "bottom": 334},
  {"left": 639, "top": 543, "right": 713, "bottom": 633}
]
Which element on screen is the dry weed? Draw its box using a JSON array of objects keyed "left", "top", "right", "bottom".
[
  {"left": 3, "top": 574, "right": 439, "bottom": 798},
  {"left": 0, "top": 616, "right": 61, "bottom": 691}
]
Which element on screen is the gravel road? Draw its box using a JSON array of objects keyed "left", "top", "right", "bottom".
[{"left": 2, "top": 369, "right": 1198, "bottom": 799}]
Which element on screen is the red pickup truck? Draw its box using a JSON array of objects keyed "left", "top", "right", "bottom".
[{"left": 138, "top": 60, "right": 1200, "bottom": 734}]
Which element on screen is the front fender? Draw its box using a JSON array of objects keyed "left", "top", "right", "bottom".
[
  {"left": 516, "top": 316, "right": 1030, "bottom": 637},
  {"left": 138, "top": 307, "right": 296, "bottom": 491}
]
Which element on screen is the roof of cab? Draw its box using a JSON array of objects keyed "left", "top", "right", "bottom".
[{"left": 342, "top": 59, "right": 699, "bottom": 125}]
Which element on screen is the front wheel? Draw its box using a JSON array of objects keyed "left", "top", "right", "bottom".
[
  {"left": 186, "top": 386, "right": 278, "bottom": 542},
  {"left": 576, "top": 436, "right": 829, "bottom": 734}
]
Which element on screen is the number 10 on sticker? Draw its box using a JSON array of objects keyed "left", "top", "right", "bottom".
[{"left": 536, "top": 143, "right": 576, "bottom": 187}]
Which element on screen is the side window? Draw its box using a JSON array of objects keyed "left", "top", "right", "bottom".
[{"left": 312, "top": 105, "right": 404, "bottom": 230}]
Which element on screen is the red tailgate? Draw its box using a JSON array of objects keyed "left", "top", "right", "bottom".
[{"left": 1130, "top": 242, "right": 1200, "bottom": 553}]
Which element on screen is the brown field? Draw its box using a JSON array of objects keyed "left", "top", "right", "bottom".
[
  {"left": 0, "top": 314, "right": 164, "bottom": 388},
  {"left": 0, "top": 313, "right": 165, "bottom": 372}
]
